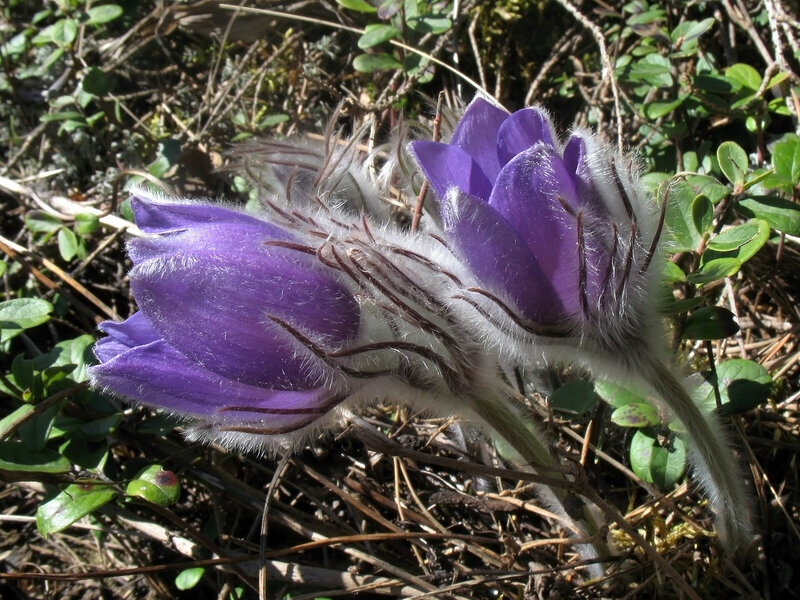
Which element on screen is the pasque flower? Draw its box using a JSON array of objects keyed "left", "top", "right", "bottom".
[
  {"left": 409, "top": 97, "right": 653, "bottom": 337},
  {"left": 90, "top": 184, "right": 611, "bottom": 575},
  {"left": 410, "top": 97, "right": 752, "bottom": 551},
  {"left": 89, "top": 194, "right": 361, "bottom": 446}
]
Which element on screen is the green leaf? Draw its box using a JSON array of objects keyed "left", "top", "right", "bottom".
[
  {"left": 708, "top": 220, "right": 767, "bottom": 252},
  {"left": 631, "top": 430, "right": 687, "bottom": 488},
  {"left": 405, "top": 1, "right": 451, "bottom": 36},
  {"left": 681, "top": 306, "right": 739, "bottom": 340},
  {"left": 125, "top": 465, "right": 180, "bottom": 506},
  {"left": 40, "top": 111, "right": 83, "bottom": 124},
  {"left": 49, "top": 334, "right": 95, "bottom": 383},
  {"left": 37, "top": 483, "right": 116, "bottom": 537},
  {"left": 358, "top": 24, "right": 401, "bottom": 49},
  {"left": 768, "top": 136, "right": 800, "bottom": 189},
  {"left": 58, "top": 120, "right": 87, "bottom": 135},
  {"left": 662, "top": 294, "right": 712, "bottom": 315},
  {"left": 0, "top": 405, "right": 35, "bottom": 441},
  {"left": 692, "top": 74, "right": 736, "bottom": 94},
  {"left": 0, "top": 298, "right": 54, "bottom": 343},
  {"left": 1, "top": 32, "right": 29, "bottom": 58},
  {"left": 336, "top": 0, "right": 377, "bottom": 12},
  {"left": 52, "top": 18, "right": 79, "bottom": 46},
  {"left": 594, "top": 380, "right": 649, "bottom": 409},
  {"left": 737, "top": 196, "right": 800, "bottom": 235},
  {"left": 57, "top": 227, "right": 79, "bottom": 261},
  {"left": 74, "top": 213, "right": 100, "bottom": 235},
  {"left": 621, "top": 54, "right": 673, "bottom": 87},
  {"left": 725, "top": 63, "right": 762, "bottom": 91},
  {"left": 85, "top": 4, "right": 123, "bottom": 25},
  {"left": 76, "top": 414, "right": 123, "bottom": 441},
  {"left": 664, "top": 181, "right": 703, "bottom": 252},
  {"left": 32, "top": 20, "right": 69, "bottom": 46},
  {"left": 671, "top": 18, "right": 714, "bottom": 45},
  {"left": 695, "top": 359, "right": 772, "bottom": 415},
  {"left": 662, "top": 260, "right": 686, "bottom": 284},
  {"left": 660, "top": 293, "right": 706, "bottom": 315},
  {"left": 644, "top": 97, "right": 684, "bottom": 119},
  {"left": 25, "top": 211, "right": 62, "bottom": 232},
  {"left": 687, "top": 257, "right": 742, "bottom": 285},
  {"left": 0, "top": 442, "right": 71, "bottom": 473},
  {"left": 353, "top": 53, "right": 402, "bottom": 72},
  {"left": 691, "top": 194, "right": 714, "bottom": 237},
  {"left": 717, "top": 141, "right": 749, "bottom": 187},
  {"left": 176, "top": 567, "right": 205, "bottom": 590},
  {"left": 549, "top": 380, "right": 597, "bottom": 417},
  {"left": 60, "top": 437, "right": 109, "bottom": 471},
  {"left": 257, "top": 113, "right": 290, "bottom": 130},
  {"left": 627, "top": 9, "right": 666, "bottom": 26},
  {"left": 715, "top": 359, "right": 772, "bottom": 415},
  {"left": 684, "top": 174, "right": 730, "bottom": 204},
  {"left": 82, "top": 67, "right": 113, "bottom": 96},
  {"left": 704, "top": 219, "right": 769, "bottom": 264},
  {"left": 610, "top": 403, "right": 661, "bottom": 428},
  {"left": 402, "top": 53, "right": 433, "bottom": 81}
]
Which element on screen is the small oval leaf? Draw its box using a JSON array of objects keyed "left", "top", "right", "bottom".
[
  {"left": 682, "top": 306, "right": 740, "bottom": 340},
  {"left": 86, "top": 4, "right": 124, "bottom": 25},
  {"left": 707, "top": 220, "right": 764, "bottom": 251},
  {"left": 125, "top": 465, "right": 180, "bottom": 506},
  {"left": 175, "top": 567, "right": 205, "bottom": 590},
  {"left": 549, "top": 380, "right": 597, "bottom": 417},
  {"left": 358, "top": 24, "right": 401, "bottom": 49},
  {"left": 630, "top": 430, "right": 687, "bottom": 488},
  {"left": 353, "top": 52, "right": 402, "bottom": 72},
  {"left": 36, "top": 483, "right": 116, "bottom": 537},
  {"left": 717, "top": 141, "right": 749, "bottom": 187},
  {"left": 737, "top": 196, "right": 800, "bottom": 235},
  {"left": 0, "top": 298, "right": 54, "bottom": 343},
  {"left": 610, "top": 403, "right": 661, "bottom": 428},
  {"left": 687, "top": 257, "right": 742, "bottom": 285},
  {"left": 336, "top": 0, "right": 377, "bottom": 12},
  {"left": 594, "top": 380, "right": 649, "bottom": 409}
]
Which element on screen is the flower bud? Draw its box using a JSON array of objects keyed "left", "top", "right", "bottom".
[
  {"left": 410, "top": 97, "right": 657, "bottom": 342},
  {"left": 89, "top": 193, "right": 361, "bottom": 446}
]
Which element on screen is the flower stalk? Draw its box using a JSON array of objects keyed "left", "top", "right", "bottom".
[{"left": 409, "top": 96, "right": 752, "bottom": 551}]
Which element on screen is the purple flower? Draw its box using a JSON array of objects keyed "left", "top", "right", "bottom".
[
  {"left": 89, "top": 195, "right": 360, "bottom": 437},
  {"left": 410, "top": 98, "right": 649, "bottom": 332}
]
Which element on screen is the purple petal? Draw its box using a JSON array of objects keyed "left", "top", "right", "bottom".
[
  {"left": 130, "top": 196, "right": 269, "bottom": 234},
  {"left": 94, "top": 312, "right": 159, "bottom": 362},
  {"left": 448, "top": 97, "right": 509, "bottom": 184},
  {"left": 89, "top": 339, "right": 338, "bottom": 433},
  {"left": 126, "top": 214, "right": 294, "bottom": 266},
  {"left": 496, "top": 107, "right": 556, "bottom": 166},
  {"left": 130, "top": 239, "right": 359, "bottom": 388},
  {"left": 562, "top": 135, "right": 586, "bottom": 178},
  {"left": 563, "top": 134, "right": 604, "bottom": 214},
  {"left": 130, "top": 226, "right": 359, "bottom": 388},
  {"left": 441, "top": 188, "right": 567, "bottom": 324},
  {"left": 488, "top": 146, "right": 583, "bottom": 317},
  {"left": 409, "top": 141, "right": 493, "bottom": 201}
]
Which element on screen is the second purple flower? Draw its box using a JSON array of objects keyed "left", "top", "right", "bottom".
[
  {"left": 410, "top": 97, "right": 654, "bottom": 334},
  {"left": 89, "top": 194, "right": 361, "bottom": 442}
]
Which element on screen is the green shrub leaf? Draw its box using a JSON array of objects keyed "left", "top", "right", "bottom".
[
  {"left": 0, "top": 298, "right": 54, "bottom": 343},
  {"left": 37, "top": 483, "right": 116, "bottom": 537},
  {"left": 630, "top": 430, "right": 687, "bottom": 488}
]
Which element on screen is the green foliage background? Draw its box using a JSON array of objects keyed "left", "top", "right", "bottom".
[{"left": 1, "top": 1, "right": 799, "bottom": 598}]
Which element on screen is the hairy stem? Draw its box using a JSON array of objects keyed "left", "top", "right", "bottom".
[
  {"left": 641, "top": 354, "right": 752, "bottom": 551},
  {"left": 467, "top": 392, "right": 609, "bottom": 579}
]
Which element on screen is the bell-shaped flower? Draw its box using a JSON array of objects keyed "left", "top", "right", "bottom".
[
  {"left": 411, "top": 98, "right": 752, "bottom": 552},
  {"left": 409, "top": 97, "right": 650, "bottom": 336},
  {"left": 89, "top": 193, "right": 361, "bottom": 445}
]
